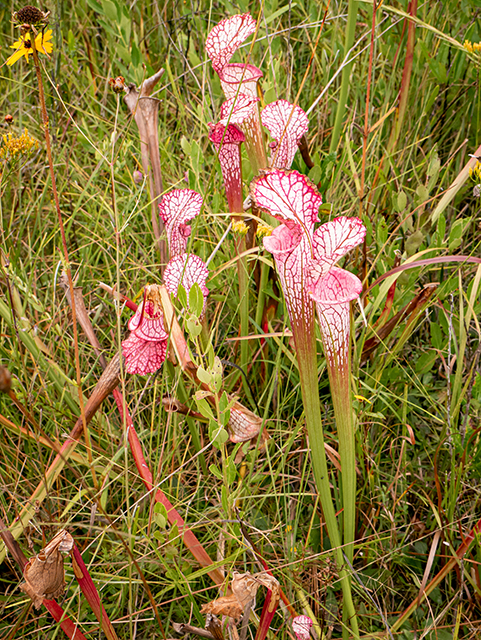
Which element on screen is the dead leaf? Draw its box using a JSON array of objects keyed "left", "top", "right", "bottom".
[
  {"left": 201, "top": 571, "right": 280, "bottom": 623},
  {"left": 19, "top": 530, "right": 73, "bottom": 609},
  {"left": 201, "top": 594, "right": 244, "bottom": 621}
]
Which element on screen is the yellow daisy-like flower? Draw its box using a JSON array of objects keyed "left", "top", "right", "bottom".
[{"left": 6, "top": 29, "right": 53, "bottom": 66}]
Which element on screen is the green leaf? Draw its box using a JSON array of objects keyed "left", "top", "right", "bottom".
[
  {"left": 430, "top": 322, "right": 444, "bottom": 350},
  {"left": 186, "top": 316, "right": 202, "bottom": 338},
  {"left": 131, "top": 41, "right": 141, "bottom": 68},
  {"left": 189, "top": 282, "right": 204, "bottom": 318},
  {"left": 197, "top": 366, "right": 212, "bottom": 385},
  {"left": 209, "top": 422, "right": 229, "bottom": 448},
  {"left": 225, "top": 457, "right": 237, "bottom": 486},
  {"left": 264, "top": 3, "right": 297, "bottom": 25},
  {"left": 221, "top": 485, "right": 229, "bottom": 512},
  {"left": 396, "top": 190, "right": 407, "bottom": 212},
  {"left": 405, "top": 230, "right": 424, "bottom": 257},
  {"left": 177, "top": 284, "right": 188, "bottom": 308},
  {"left": 86, "top": 0, "right": 102, "bottom": 12},
  {"left": 449, "top": 217, "right": 471, "bottom": 252},
  {"left": 415, "top": 351, "right": 438, "bottom": 375},
  {"left": 209, "top": 464, "right": 223, "bottom": 480},
  {"left": 308, "top": 165, "right": 322, "bottom": 184},
  {"left": 101, "top": 0, "right": 118, "bottom": 22}
]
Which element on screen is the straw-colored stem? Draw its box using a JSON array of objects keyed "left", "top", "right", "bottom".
[{"left": 30, "top": 39, "right": 94, "bottom": 485}]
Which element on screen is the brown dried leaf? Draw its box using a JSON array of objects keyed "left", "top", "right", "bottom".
[
  {"left": 201, "top": 595, "right": 244, "bottom": 621},
  {"left": 19, "top": 530, "right": 73, "bottom": 609},
  {"left": 228, "top": 403, "right": 263, "bottom": 443},
  {"left": 201, "top": 571, "right": 280, "bottom": 622}
]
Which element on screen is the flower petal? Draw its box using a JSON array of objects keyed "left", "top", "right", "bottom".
[
  {"left": 122, "top": 332, "right": 167, "bottom": 374},
  {"left": 6, "top": 46, "right": 27, "bottom": 66},
  {"left": 219, "top": 94, "right": 259, "bottom": 126},
  {"left": 164, "top": 253, "right": 209, "bottom": 299},
  {"left": 251, "top": 168, "right": 322, "bottom": 231},
  {"left": 292, "top": 615, "right": 313, "bottom": 640},
  {"left": 159, "top": 189, "right": 203, "bottom": 257},
  {"left": 206, "top": 14, "right": 257, "bottom": 74},
  {"left": 219, "top": 63, "right": 263, "bottom": 99},
  {"left": 35, "top": 29, "right": 53, "bottom": 55},
  {"left": 128, "top": 300, "right": 168, "bottom": 341},
  {"left": 309, "top": 216, "right": 366, "bottom": 283},
  {"left": 261, "top": 100, "right": 309, "bottom": 169}
]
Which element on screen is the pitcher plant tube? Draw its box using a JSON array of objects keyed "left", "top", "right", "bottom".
[
  {"left": 251, "top": 168, "right": 366, "bottom": 639},
  {"left": 206, "top": 14, "right": 267, "bottom": 173},
  {"left": 209, "top": 120, "right": 250, "bottom": 377}
]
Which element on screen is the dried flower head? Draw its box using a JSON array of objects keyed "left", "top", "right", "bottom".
[
  {"left": 12, "top": 5, "right": 49, "bottom": 28},
  {"left": 109, "top": 76, "right": 125, "bottom": 93}
]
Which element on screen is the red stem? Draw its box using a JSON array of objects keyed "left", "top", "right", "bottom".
[
  {"left": 71, "top": 544, "right": 120, "bottom": 640},
  {"left": 254, "top": 591, "right": 279, "bottom": 640},
  {"left": 112, "top": 389, "right": 225, "bottom": 586},
  {"left": 42, "top": 600, "right": 89, "bottom": 640}
]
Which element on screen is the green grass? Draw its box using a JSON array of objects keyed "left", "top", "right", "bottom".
[{"left": 1, "top": 0, "right": 481, "bottom": 638}]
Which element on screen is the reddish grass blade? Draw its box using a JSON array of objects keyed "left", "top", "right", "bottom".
[
  {"left": 112, "top": 388, "right": 225, "bottom": 586},
  {"left": 366, "top": 255, "right": 481, "bottom": 293},
  {"left": 70, "top": 544, "right": 120, "bottom": 640},
  {"left": 254, "top": 591, "right": 279, "bottom": 640},
  {"left": 42, "top": 599, "right": 89, "bottom": 640}
]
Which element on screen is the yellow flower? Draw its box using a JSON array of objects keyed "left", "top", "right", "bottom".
[
  {"left": 256, "top": 223, "right": 273, "bottom": 238},
  {"left": 6, "top": 29, "right": 53, "bottom": 66},
  {"left": 0, "top": 129, "right": 39, "bottom": 160},
  {"left": 470, "top": 161, "right": 481, "bottom": 183},
  {"left": 232, "top": 220, "right": 249, "bottom": 236}
]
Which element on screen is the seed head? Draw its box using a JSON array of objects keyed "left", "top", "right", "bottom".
[
  {"left": 109, "top": 76, "right": 125, "bottom": 94},
  {"left": 12, "top": 5, "right": 49, "bottom": 28}
]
